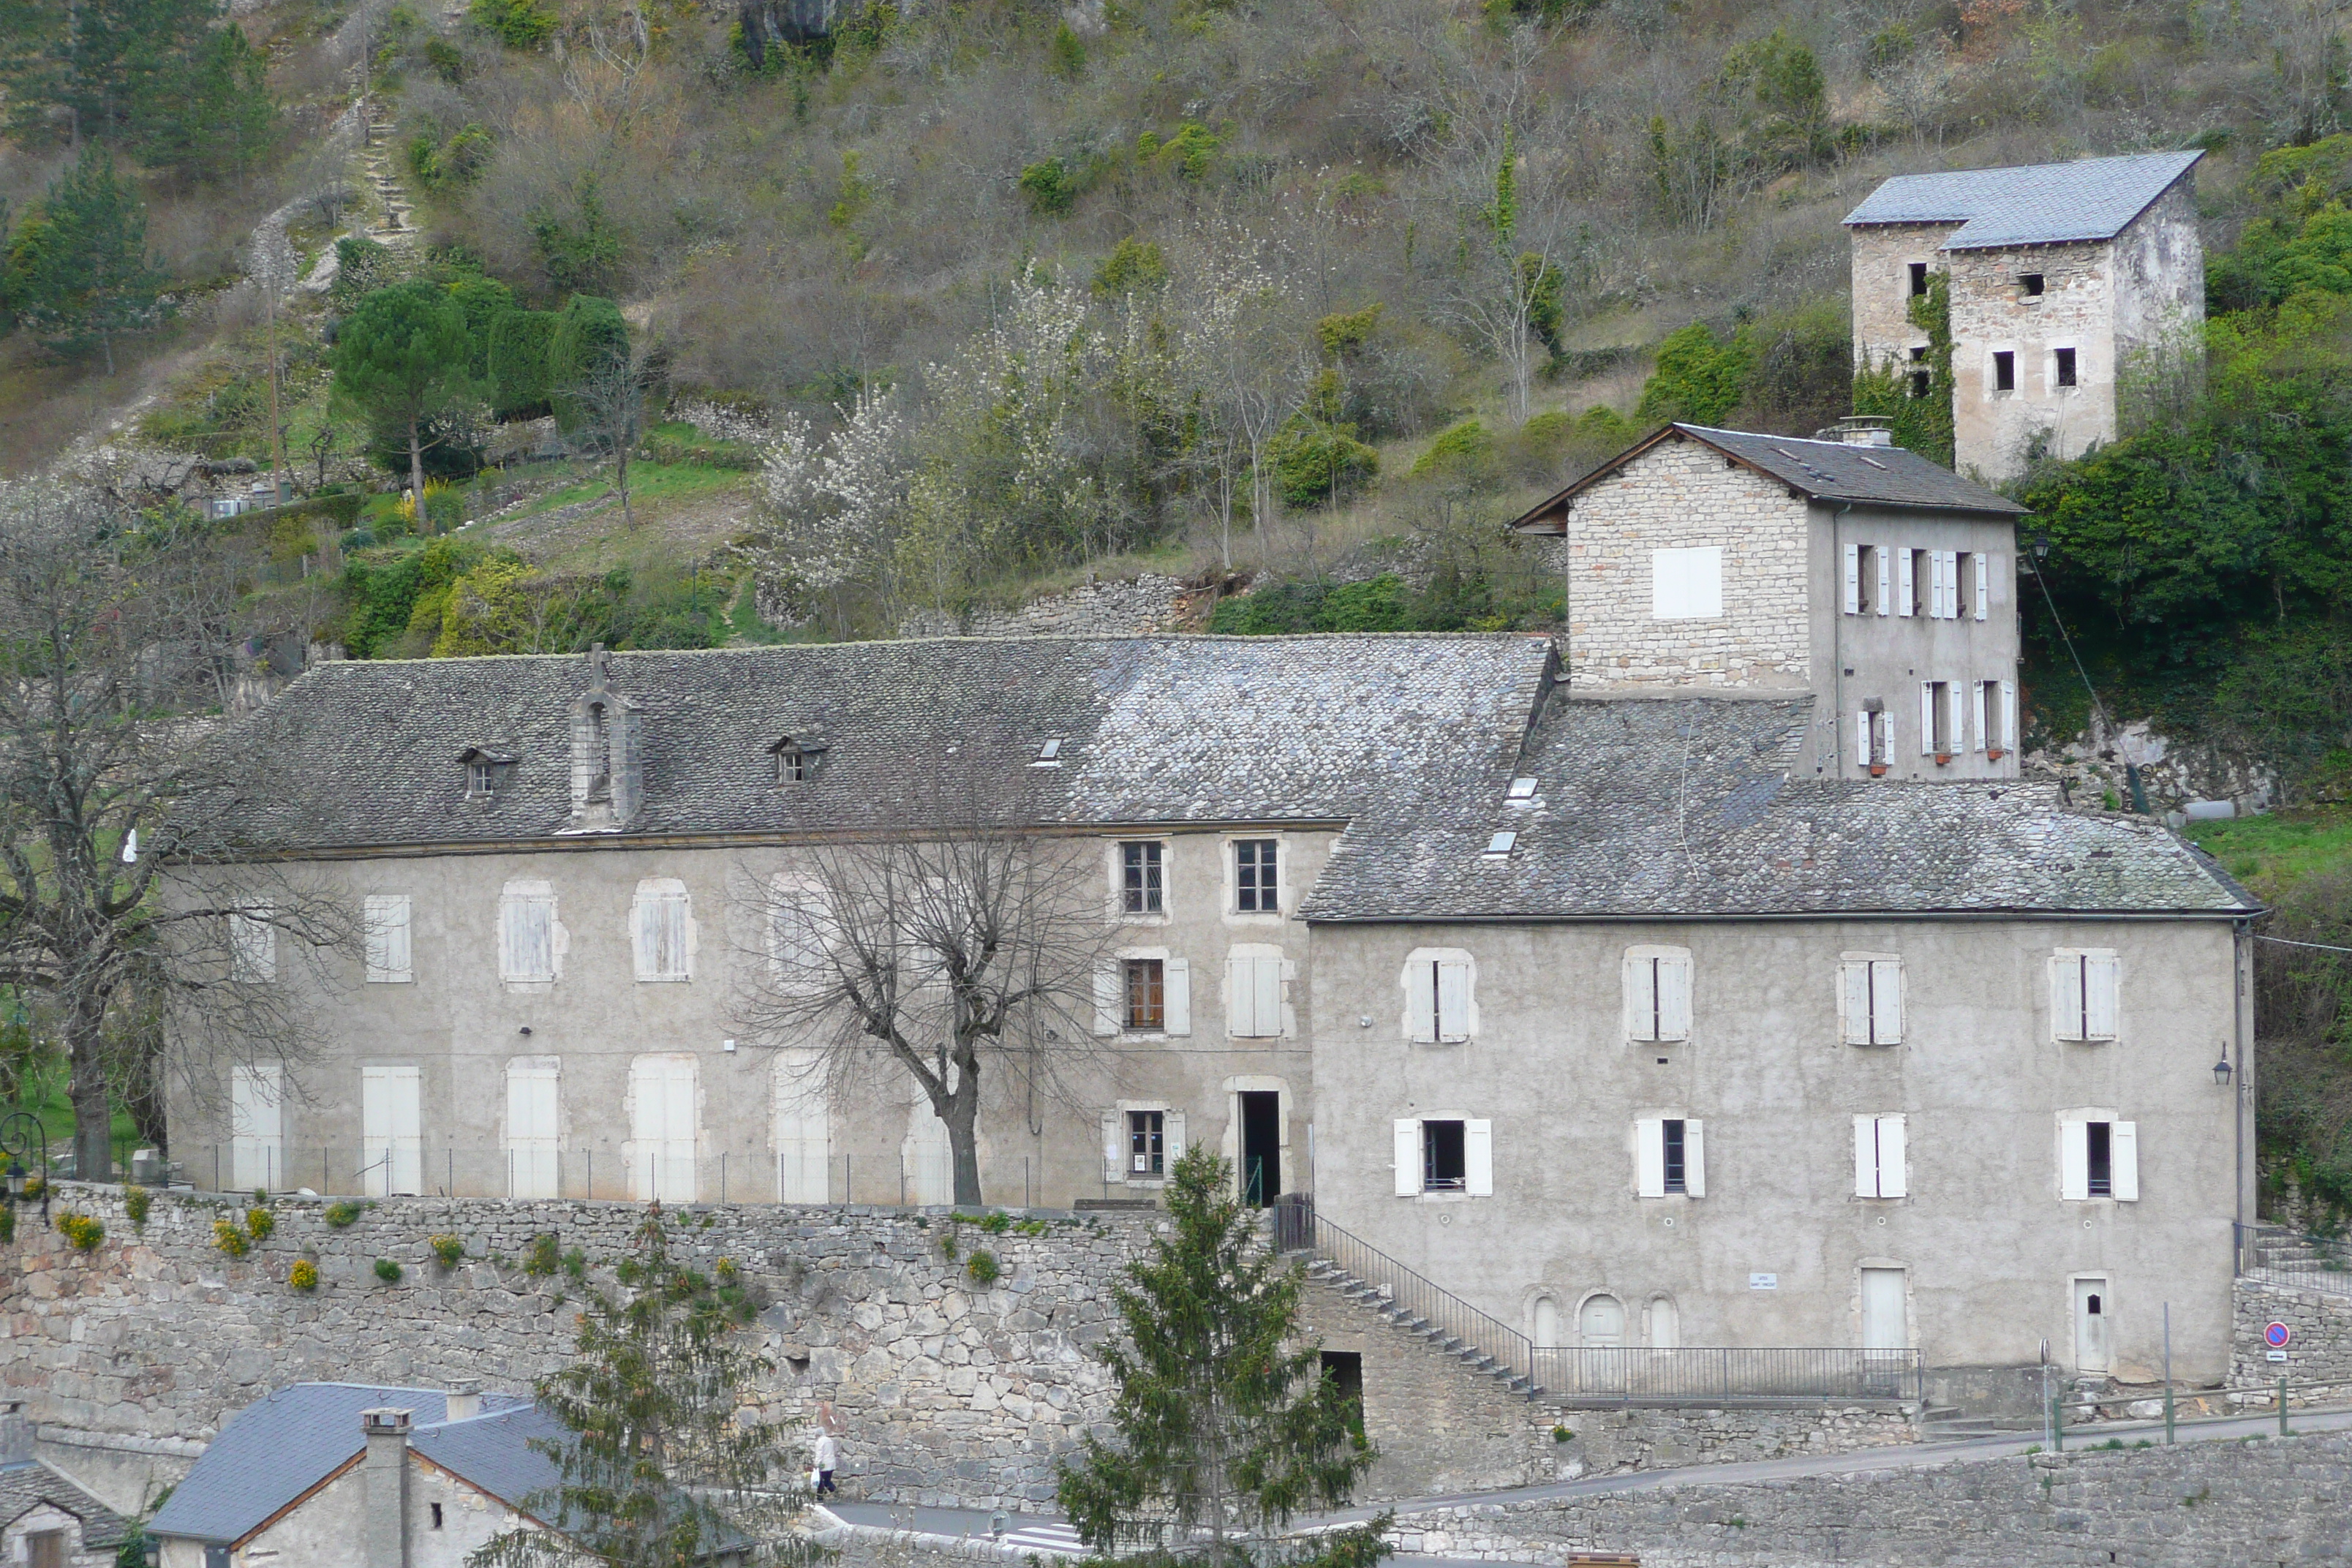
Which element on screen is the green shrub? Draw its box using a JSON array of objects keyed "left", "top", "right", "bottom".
[
  {"left": 56, "top": 1213, "right": 104, "bottom": 1251},
  {"left": 524, "top": 1233, "right": 561, "bottom": 1276},
  {"left": 289, "top": 1258, "right": 320, "bottom": 1292},
  {"left": 430, "top": 1233, "right": 465, "bottom": 1268},
  {"left": 1409, "top": 420, "right": 1496, "bottom": 480},
  {"left": 1019, "top": 158, "right": 1079, "bottom": 216},
  {"left": 325, "top": 1201, "right": 363, "bottom": 1228},
  {"left": 213, "top": 1218, "right": 249, "bottom": 1258},
  {"left": 1551, "top": 1425, "right": 1575, "bottom": 1442},
  {"left": 965, "top": 1249, "right": 1000, "bottom": 1285},
  {"left": 469, "top": 0, "right": 556, "bottom": 48},
  {"left": 1047, "top": 21, "right": 1085, "bottom": 78},
  {"left": 979, "top": 1210, "right": 1011, "bottom": 1234},
  {"left": 562, "top": 1247, "right": 587, "bottom": 1279},
  {"left": 124, "top": 1185, "right": 151, "bottom": 1232},
  {"left": 423, "top": 36, "right": 464, "bottom": 83},
  {"left": 938, "top": 1229, "right": 959, "bottom": 1262},
  {"left": 246, "top": 1207, "right": 274, "bottom": 1241},
  {"left": 1210, "top": 574, "right": 1413, "bottom": 636},
  {"left": 374, "top": 1257, "right": 403, "bottom": 1283}
]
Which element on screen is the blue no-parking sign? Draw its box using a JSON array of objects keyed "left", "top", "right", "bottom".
[{"left": 2265, "top": 1321, "right": 2292, "bottom": 1349}]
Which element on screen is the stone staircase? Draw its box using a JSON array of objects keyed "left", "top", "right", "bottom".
[
  {"left": 1300, "top": 1255, "right": 1540, "bottom": 1401},
  {"left": 2246, "top": 1223, "right": 2352, "bottom": 1296}
]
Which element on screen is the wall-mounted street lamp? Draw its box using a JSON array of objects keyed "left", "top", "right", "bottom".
[{"left": 2213, "top": 1051, "right": 2234, "bottom": 1088}]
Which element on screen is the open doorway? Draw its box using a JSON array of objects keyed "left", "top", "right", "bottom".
[
  {"left": 1320, "top": 1350, "right": 1364, "bottom": 1444},
  {"left": 1239, "top": 1090, "right": 1281, "bottom": 1205}
]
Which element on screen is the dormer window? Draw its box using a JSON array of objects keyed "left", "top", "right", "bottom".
[
  {"left": 768, "top": 734, "right": 828, "bottom": 785},
  {"left": 459, "top": 747, "right": 516, "bottom": 799}
]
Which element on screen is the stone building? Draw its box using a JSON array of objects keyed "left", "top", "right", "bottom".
[
  {"left": 0, "top": 1407, "right": 129, "bottom": 1568},
  {"left": 1843, "top": 151, "right": 2204, "bottom": 481},
  {"left": 1507, "top": 421, "right": 2027, "bottom": 782},
  {"left": 146, "top": 1384, "right": 571, "bottom": 1568}
]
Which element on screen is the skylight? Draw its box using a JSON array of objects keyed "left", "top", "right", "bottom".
[
  {"left": 1031, "top": 737, "right": 1063, "bottom": 767},
  {"left": 1483, "top": 830, "right": 1518, "bottom": 857},
  {"left": 1506, "top": 776, "right": 1539, "bottom": 802}
]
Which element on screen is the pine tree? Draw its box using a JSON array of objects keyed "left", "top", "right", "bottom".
[
  {"left": 5, "top": 148, "right": 165, "bottom": 373},
  {"left": 1057, "top": 1146, "right": 1384, "bottom": 1567},
  {"left": 330, "top": 279, "right": 483, "bottom": 516},
  {"left": 469, "top": 1208, "right": 818, "bottom": 1568},
  {"left": 131, "top": 18, "right": 279, "bottom": 182}
]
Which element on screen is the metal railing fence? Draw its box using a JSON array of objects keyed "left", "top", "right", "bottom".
[
  {"left": 2237, "top": 1221, "right": 2352, "bottom": 1299},
  {"left": 1277, "top": 1194, "right": 1923, "bottom": 1403}
]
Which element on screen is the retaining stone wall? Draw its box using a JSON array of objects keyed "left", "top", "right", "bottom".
[
  {"left": 896, "top": 576, "right": 1194, "bottom": 639},
  {"left": 1384, "top": 1428, "right": 2352, "bottom": 1567},
  {"left": 2231, "top": 1277, "right": 2352, "bottom": 1393},
  {"left": 5, "top": 1186, "right": 1150, "bottom": 1509}
]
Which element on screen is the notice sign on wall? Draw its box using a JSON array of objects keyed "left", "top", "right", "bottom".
[{"left": 1749, "top": 1273, "right": 1779, "bottom": 1291}]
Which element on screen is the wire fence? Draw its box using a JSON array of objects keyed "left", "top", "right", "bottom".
[
  {"left": 2237, "top": 1221, "right": 2352, "bottom": 1299},
  {"left": 170, "top": 1145, "right": 1055, "bottom": 1209}
]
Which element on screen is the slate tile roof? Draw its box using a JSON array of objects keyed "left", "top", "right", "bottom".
[
  {"left": 412, "top": 1403, "right": 568, "bottom": 1516},
  {"left": 1507, "top": 425, "right": 2024, "bottom": 532},
  {"left": 146, "top": 1383, "right": 532, "bottom": 1546},
  {"left": 0, "top": 1460, "right": 129, "bottom": 1550},
  {"left": 1298, "top": 696, "right": 2258, "bottom": 921},
  {"left": 1841, "top": 150, "right": 2201, "bottom": 251},
  {"left": 208, "top": 635, "right": 1557, "bottom": 851}
]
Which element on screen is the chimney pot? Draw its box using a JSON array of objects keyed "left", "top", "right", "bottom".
[{"left": 445, "top": 1382, "right": 481, "bottom": 1422}]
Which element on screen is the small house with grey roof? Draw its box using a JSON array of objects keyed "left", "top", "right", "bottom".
[
  {"left": 1844, "top": 150, "right": 2204, "bottom": 480},
  {"left": 164, "top": 614, "right": 2260, "bottom": 1396},
  {"left": 1509, "top": 421, "right": 2026, "bottom": 783},
  {"left": 0, "top": 1405, "right": 130, "bottom": 1568},
  {"left": 145, "top": 1382, "right": 580, "bottom": 1568}
]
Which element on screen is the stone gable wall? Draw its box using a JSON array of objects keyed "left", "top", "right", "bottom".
[
  {"left": 1563, "top": 438, "right": 1810, "bottom": 692},
  {"left": 1385, "top": 1429, "right": 2352, "bottom": 1567}
]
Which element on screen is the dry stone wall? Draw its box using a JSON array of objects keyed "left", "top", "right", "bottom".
[
  {"left": 1384, "top": 1429, "right": 2352, "bottom": 1567},
  {"left": 2231, "top": 1278, "right": 2352, "bottom": 1393},
  {"left": 896, "top": 575, "right": 1194, "bottom": 638}
]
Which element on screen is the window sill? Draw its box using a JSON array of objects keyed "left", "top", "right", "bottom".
[
  {"left": 636, "top": 976, "right": 692, "bottom": 984},
  {"left": 1115, "top": 912, "right": 1172, "bottom": 927},
  {"left": 1411, "top": 1188, "right": 1474, "bottom": 1202}
]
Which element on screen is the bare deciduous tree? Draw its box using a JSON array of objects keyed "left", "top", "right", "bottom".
[
  {"left": 734, "top": 796, "right": 1120, "bottom": 1207},
  {"left": 0, "top": 481, "right": 357, "bottom": 1179}
]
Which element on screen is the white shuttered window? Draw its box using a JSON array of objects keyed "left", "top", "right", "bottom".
[
  {"left": 2059, "top": 1113, "right": 2138, "bottom": 1202},
  {"left": 1897, "top": 548, "right": 1916, "bottom": 617},
  {"left": 499, "top": 881, "right": 557, "bottom": 982},
  {"left": 1974, "top": 552, "right": 1991, "bottom": 621},
  {"left": 1853, "top": 1113, "right": 1909, "bottom": 1198},
  {"left": 1226, "top": 950, "right": 1285, "bottom": 1039},
  {"left": 363, "top": 894, "right": 412, "bottom": 984},
  {"left": 1403, "top": 951, "right": 1474, "bottom": 1043},
  {"left": 1839, "top": 955, "right": 1904, "bottom": 1045},
  {"left": 230, "top": 907, "right": 276, "bottom": 983},
  {"left": 507, "top": 1058, "right": 560, "bottom": 1199},
  {"left": 1624, "top": 948, "right": 1693, "bottom": 1041},
  {"left": 1634, "top": 1115, "right": 1705, "bottom": 1197},
  {"left": 632, "top": 878, "right": 691, "bottom": 981},
  {"left": 2050, "top": 949, "right": 2121, "bottom": 1041}
]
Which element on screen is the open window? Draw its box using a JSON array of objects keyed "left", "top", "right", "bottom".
[
  {"left": 459, "top": 746, "right": 516, "bottom": 798},
  {"left": 2059, "top": 1112, "right": 2138, "bottom": 1201},
  {"left": 769, "top": 734, "right": 829, "bottom": 784},
  {"left": 1392, "top": 1115, "right": 1492, "bottom": 1196},
  {"left": 1635, "top": 1115, "right": 1704, "bottom": 1197},
  {"left": 1853, "top": 1113, "right": 1908, "bottom": 1198}
]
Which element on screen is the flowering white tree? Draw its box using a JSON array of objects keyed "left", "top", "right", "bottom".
[
  {"left": 755, "top": 386, "right": 908, "bottom": 632},
  {"left": 1168, "top": 222, "right": 1307, "bottom": 568}
]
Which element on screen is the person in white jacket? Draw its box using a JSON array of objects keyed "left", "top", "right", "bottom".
[{"left": 813, "top": 1431, "right": 839, "bottom": 1495}]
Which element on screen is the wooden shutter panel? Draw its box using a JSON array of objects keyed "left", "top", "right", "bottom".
[
  {"left": 1919, "top": 683, "right": 1935, "bottom": 755},
  {"left": 1855, "top": 712, "right": 1872, "bottom": 769},
  {"left": 1843, "top": 543, "right": 1860, "bottom": 614},
  {"left": 1165, "top": 1109, "right": 1186, "bottom": 1166},
  {"left": 633, "top": 897, "right": 658, "bottom": 979},
  {"left": 1854, "top": 1115, "right": 1879, "bottom": 1197},
  {"left": 1436, "top": 960, "right": 1471, "bottom": 1042},
  {"left": 1394, "top": 1119, "right": 1421, "bottom": 1196},
  {"left": 1408, "top": 960, "right": 1437, "bottom": 1043},
  {"left": 2084, "top": 953, "right": 2119, "bottom": 1040},
  {"left": 1093, "top": 968, "right": 1121, "bottom": 1036},
  {"left": 1683, "top": 1119, "right": 1705, "bottom": 1196},
  {"left": 1225, "top": 957, "right": 1255, "bottom": 1038},
  {"left": 1972, "top": 682, "right": 1989, "bottom": 753},
  {"left": 2060, "top": 1119, "right": 2089, "bottom": 1199},
  {"left": 1896, "top": 549, "right": 1914, "bottom": 617},
  {"left": 1102, "top": 1111, "right": 1123, "bottom": 1183},
  {"left": 2110, "top": 1120, "right": 2138, "bottom": 1201},
  {"left": 1876, "top": 547, "right": 1891, "bottom": 616},
  {"left": 1871, "top": 959, "right": 1903, "bottom": 1044},
  {"left": 1164, "top": 957, "right": 1191, "bottom": 1036},
  {"left": 1635, "top": 1117, "right": 1665, "bottom": 1197},
  {"left": 1840, "top": 960, "right": 1872, "bottom": 1044},
  {"left": 2001, "top": 680, "right": 2018, "bottom": 751},
  {"left": 2050, "top": 955, "right": 2083, "bottom": 1041},
  {"left": 1878, "top": 1115, "right": 1907, "bottom": 1199},
  {"left": 1254, "top": 956, "right": 1283, "bottom": 1039},
  {"left": 1464, "top": 1119, "right": 1493, "bottom": 1196},
  {"left": 365, "top": 894, "right": 411, "bottom": 983},
  {"left": 1656, "top": 953, "right": 1692, "bottom": 1041},
  {"left": 1974, "top": 552, "right": 1989, "bottom": 621}
]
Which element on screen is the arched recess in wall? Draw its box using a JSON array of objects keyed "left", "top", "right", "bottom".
[
  {"left": 1531, "top": 1294, "right": 1562, "bottom": 1349},
  {"left": 1646, "top": 1294, "right": 1681, "bottom": 1349},
  {"left": 1578, "top": 1292, "right": 1626, "bottom": 1347}
]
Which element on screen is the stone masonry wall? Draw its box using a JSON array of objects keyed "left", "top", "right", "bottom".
[
  {"left": 1563, "top": 436, "right": 1810, "bottom": 692},
  {"left": 897, "top": 575, "right": 1194, "bottom": 638},
  {"left": 5, "top": 1186, "right": 1149, "bottom": 1509},
  {"left": 2230, "top": 1277, "right": 2352, "bottom": 1394},
  {"left": 1384, "top": 1428, "right": 2352, "bottom": 1567}
]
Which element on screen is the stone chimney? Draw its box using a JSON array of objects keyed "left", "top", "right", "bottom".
[
  {"left": 1817, "top": 415, "right": 1895, "bottom": 448},
  {"left": 444, "top": 1381, "right": 480, "bottom": 1422},
  {"left": 361, "top": 1408, "right": 412, "bottom": 1568},
  {"left": 565, "top": 645, "right": 644, "bottom": 832},
  {"left": 0, "top": 1402, "right": 33, "bottom": 1466}
]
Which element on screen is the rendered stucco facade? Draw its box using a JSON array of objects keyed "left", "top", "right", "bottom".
[{"left": 1306, "top": 915, "right": 2254, "bottom": 1382}]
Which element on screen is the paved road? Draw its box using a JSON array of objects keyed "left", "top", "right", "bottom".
[{"left": 817, "top": 1403, "right": 2352, "bottom": 1558}]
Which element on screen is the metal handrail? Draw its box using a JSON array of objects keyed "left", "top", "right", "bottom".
[
  {"left": 1279, "top": 1196, "right": 1925, "bottom": 1403},
  {"left": 1275, "top": 1197, "right": 1539, "bottom": 1386}
]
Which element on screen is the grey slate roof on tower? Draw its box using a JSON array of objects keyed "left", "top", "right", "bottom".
[
  {"left": 1507, "top": 424, "right": 2024, "bottom": 534},
  {"left": 1840, "top": 149, "right": 2201, "bottom": 250},
  {"left": 0, "top": 1460, "right": 130, "bottom": 1553},
  {"left": 1299, "top": 696, "right": 2258, "bottom": 921},
  {"left": 208, "top": 635, "right": 1558, "bottom": 851},
  {"left": 146, "top": 1384, "right": 533, "bottom": 1546}
]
